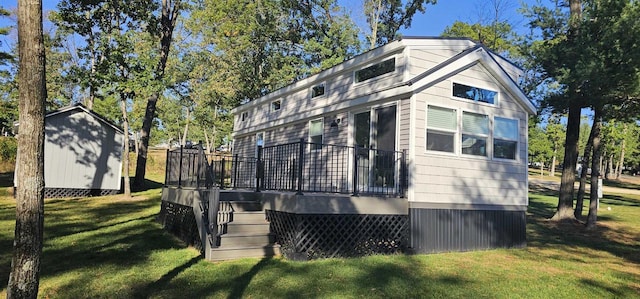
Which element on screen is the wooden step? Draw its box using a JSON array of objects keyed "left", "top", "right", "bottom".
[
  {"left": 209, "top": 244, "right": 281, "bottom": 261},
  {"left": 220, "top": 200, "right": 263, "bottom": 212},
  {"left": 218, "top": 233, "right": 275, "bottom": 247},
  {"left": 230, "top": 211, "right": 266, "bottom": 222},
  {"left": 219, "top": 222, "right": 270, "bottom": 234}
]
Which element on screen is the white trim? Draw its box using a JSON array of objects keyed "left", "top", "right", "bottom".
[
  {"left": 310, "top": 82, "right": 327, "bottom": 99},
  {"left": 308, "top": 118, "right": 324, "bottom": 151},
  {"left": 460, "top": 110, "right": 490, "bottom": 159},
  {"left": 425, "top": 104, "right": 458, "bottom": 155},
  {"left": 492, "top": 116, "right": 520, "bottom": 162},
  {"left": 270, "top": 99, "right": 282, "bottom": 112}
]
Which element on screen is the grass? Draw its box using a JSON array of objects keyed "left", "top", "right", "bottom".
[{"left": 0, "top": 155, "right": 638, "bottom": 297}]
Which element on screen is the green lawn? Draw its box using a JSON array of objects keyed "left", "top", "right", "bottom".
[{"left": 1, "top": 183, "right": 639, "bottom": 298}]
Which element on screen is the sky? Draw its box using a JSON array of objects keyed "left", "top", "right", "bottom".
[{"left": 1, "top": 0, "right": 543, "bottom": 53}]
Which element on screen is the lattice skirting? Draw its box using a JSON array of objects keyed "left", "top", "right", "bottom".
[
  {"left": 266, "top": 210, "right": 409, "bottom": 260},
  {"left": 157, "top": 201, "right": 203, "bottom": 252},
  {"left": 44, "top": 188, "right": 119, "bottom": 198}
]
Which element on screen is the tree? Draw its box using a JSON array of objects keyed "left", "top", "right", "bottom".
[
  {"left": 526, "top": 0, "right": 640, "bottom": 224},
  {"left": 545, "top": 114, "right": 565, "bottom": 177},
  {"left": 364, "top": 0, "right": 437, "bottom": 49},
  {"left": 442, "top": 21, "right": 516, "bottom": 54},
  {"left": 0, "top": 6, "right": 12, "bottom": 62},
  {"left": 7, "top": 0, "right": 46, "bottom": 297},
  {"left": 134, "top": 0, "right": 181, "bottom": 189},
  {"left": 523, "top": 0, "right": 584, "bottom": 221}
]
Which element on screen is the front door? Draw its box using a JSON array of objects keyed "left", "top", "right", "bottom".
[{"left": 353, "top": 105, "right": 397, "bottom": 190}]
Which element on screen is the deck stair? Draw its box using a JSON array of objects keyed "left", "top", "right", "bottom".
[{"left": 208, "top": 200, "right": 280, "bottom": 261}]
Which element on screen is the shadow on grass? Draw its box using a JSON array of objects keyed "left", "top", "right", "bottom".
[
  {"left": 130, "top": 178, "right": 164, "bottom": 193},
  {"left": 142, "top": 255, "right": 471, "bottom": 298},
  {"left": 600, "top": 195, "right": 640, "bottom": 207},
  {"left": 527, "top": 192, "right": 640, "bottom": 266},
  {"left": 134, "top": 255, "right": 203, "bottom": 298},
  {"left": 603, "top": 179, "right": 640, "bottom": 191}
]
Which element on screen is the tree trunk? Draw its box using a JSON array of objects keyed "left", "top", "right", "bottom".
[
  {"left": 551, "top": 149, "right": 557, "bottom": 177},
  {"left": 134, "top": 131, "right": 139, "bottom": 155},
  {"left": 8, "top": 0, "right": 46, "bottom": 297},
  {"left": 133, "top": 0, "right": 180, "bottom": 189},
  {"left": 616, "top": 127, "right": 626, "bottom": 179},
  {"left": 575, "top": 119, "right": 595, "bottom": 218},
  {"left": 181, "top": 108, "right": 190, "bottom": 146},
  {"left": 552, "top": 103, "right": 581, "bottom": 221},
  {"left": 605, "top": 154, "right": 613, "bottom": 179},
  {"left": 120, "top": 93, "right": 131, "bottom": 197},
  {"left": 586, "top": 108, "right": 603, "bottom": 229}
]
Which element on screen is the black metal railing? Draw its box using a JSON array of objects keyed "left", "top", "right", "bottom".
[
  {"left": 165, "top": 139, "right": 407, "bottom": 197},
  {"left": 258, "top": 139, "right": 406, "bottom": 196},
  {"left": 165, "top": 145, "right": 212, "bottom": 188}
]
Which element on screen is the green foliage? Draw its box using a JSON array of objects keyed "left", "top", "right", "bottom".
[
  {"left": 442, "top": 21, "right": 517, "bottom": 55},
  {"left": 523, "top": 0, "right": 640, "bottom": 113},
  {"left": 365, "top": 0, "right": 437, "bottom": 48},
  {"left": 0, "top": 136, "right": 17, "bottom": 162},
  {"left": 0, "top": 7, "right": 12, "bottom": 63}
]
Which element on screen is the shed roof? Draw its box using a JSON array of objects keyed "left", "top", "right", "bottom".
[{"left": 45, "top": 104, "right": 124, "bottom": 134}]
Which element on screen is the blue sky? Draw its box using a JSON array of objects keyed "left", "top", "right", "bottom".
[{"left": 1, "top": 0, "right": 543, "bottom": 52}]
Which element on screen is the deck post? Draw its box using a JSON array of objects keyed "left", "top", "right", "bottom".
[
  {"left": 196, "top": 145, "right": 202, "bottom": 189},
  {"left": 220, "top": 157, "right": 226, "bottom": 189},
  {"left": 352, "top": 146, "right": 359, "bottom": 196},
  {"left": 296, "top": 138, "right": 304, "bottom": 195},
  {"left": 178, "top": 145, "right": 184, "bottom": 188},
  {"left": 256, "top": 146, "right": 263, "bottom": 192},
  {"left": 233, "top": 154, "right": 239, "bottom": 189},
  {"left": 164, "top": 148, "right": 170, "bottom": 186},
  {"left": 400, "top": 149, "right": 407, "bottom": 198}
]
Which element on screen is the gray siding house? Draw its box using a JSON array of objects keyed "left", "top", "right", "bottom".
[
  {"left": 15, "top": 104, "right": 124, "bottom": 198},
  {"left": 230, "top": 37, "right": 536, "bottom": 254}
]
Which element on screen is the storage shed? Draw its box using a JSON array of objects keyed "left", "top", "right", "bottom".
[{"left": 15, "top": 104, "right": 124, "bottom": 198}]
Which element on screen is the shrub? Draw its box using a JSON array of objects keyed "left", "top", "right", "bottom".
[{"left": 0, "top": 137, "right": 17, "bottom": 162}]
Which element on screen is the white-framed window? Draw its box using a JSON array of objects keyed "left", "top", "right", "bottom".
[
  {"left": 494, "top": 117, "right": 518, "bottom": 160},
  {"left": 271, "top": 100, "right": 281, "bottom": 112},
  {"left": 452, "top": 82, "right": 498, "bottom": 105},
  {"left": 309, "top": 118, "right": 323, "bottom": 150},
  {"left": 461, "top": 112, "right": 489, "bottom": 157},
  {"left": 355, "top": 57, "right": 395, "bottom": 83},
  {"left": 311, "top": 83, "right": 325, "bottom": 98},
  {"left": 241, "top": 111, "right": 248, "bottom": 121},
  {"left": 426, "top": 105, "right": 457, "bottom": 153}
]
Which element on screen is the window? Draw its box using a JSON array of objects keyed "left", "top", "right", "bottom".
[
  {"left": 311, "top": 84, "right": 325, "bottom": 98},
  {"left": 461, "top": 112, "right": 489, "bottom": 156},
  {"left": 309, "top": 118, "right": 323, "bottom": 150},
  {"left": 355, "top": 58, "right": 395, "bottom": 83},
  {"left": 426, "top": 106, "right": 456, "bottom": 153},
  {"left": 255, "top": 132, "right": 265, "bottom": 157},
  {"left": 271, "top": 100, "right": 281, "bottom": 112},
  {"left": 453, "top": 82, "right": 497, "bottom": 104},
  {"left": 241, "top": 111, "right": 248, "bottom": 121},
  {"left": 494, "top": 117, "right": 518, "bottom": 160}
]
